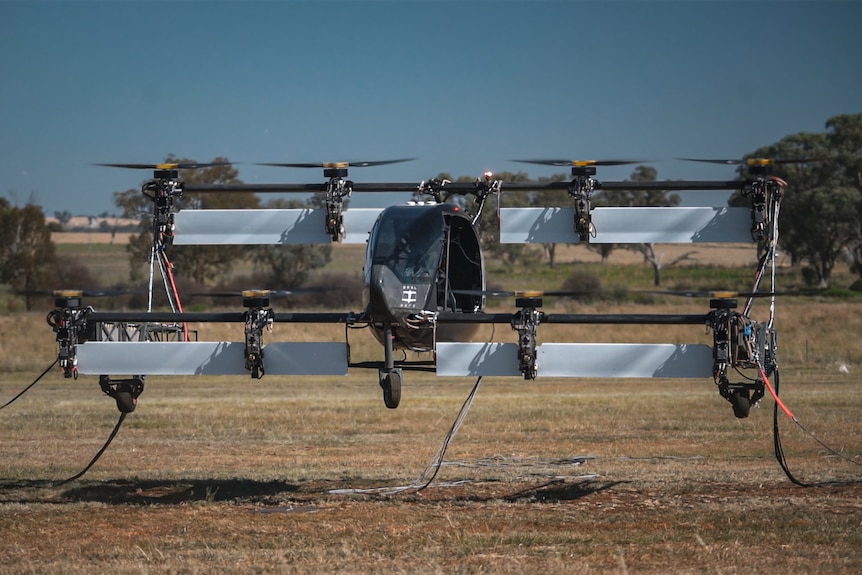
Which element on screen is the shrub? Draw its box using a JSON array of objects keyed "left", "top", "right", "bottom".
[{"left": 559, "top": 271, "right": 602, "bottom": 302}]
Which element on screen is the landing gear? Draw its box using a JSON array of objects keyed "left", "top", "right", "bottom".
[
  {"left": 380, "top": 368, "right": 402, "bottom": 409},
  {"left": 717, "top": 380, "right": 765, "bottom": 419},
  {"left": 730, "top": 388, "right": 751, "bottom": 419},
  {"left": 379, "top": 321, "right": 402, "bottom": 409},
  {"left": 99, "top": 375, "right": 145, "bottom": 413}
]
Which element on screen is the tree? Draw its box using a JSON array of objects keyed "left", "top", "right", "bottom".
[
  {"left": 593, "top": 166, "right": 687, "bottom": 285},
  {"left": 0, "top": 199, "right": 57, "bottom": 310},
  {"left": 730, "top": 114, "right": 862, "bottom": 287},
  {"left": 54, "top": 210, "right": 72, "bottom": 228}
]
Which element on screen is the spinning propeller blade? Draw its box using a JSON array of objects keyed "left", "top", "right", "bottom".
[
  {"left": 452, "top": 287, "right": 825, "bottom": 300},
  {"left": 94, "top": 161, "right": 232, "bottom": 170},
  {"left": 645, "top": 289, "right": 826, "bottom": 299},
  {"left": 678, "top": 157, "right": 820, "bottom": 166},
  {"left": 510, "top": 159, "right": 649, "bottom": 167},
  {"left": 18, "top": 288, "right": 147, "bottom": 298},
  {"left": 451, "top": 288, "right": 598, "bottom": 299},
  {"left": 187, "top": 287, "right": 333, "bottom": 298},
  {"left": 255, "top": 159, "right": 415, "bottom": 168}
]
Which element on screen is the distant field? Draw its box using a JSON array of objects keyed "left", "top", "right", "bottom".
[{"left": 52, "top": 232, "right": 136, "bottom": 245}]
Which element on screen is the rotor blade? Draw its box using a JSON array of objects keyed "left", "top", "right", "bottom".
[
  {"left": 254, "top": 158, "right": 415, "bottom": 169},
  {"left": 451, "top": 287, "right": 826, "bottom": 301},
  {"left": 94, "top": 161, "right": 232, "bottom": 170},
  {"left": 677, "top": 157, "right": 820, "bottom": 166},
  {"left": 187, "top": 287, "right": 334, "bottom": 298},
  {"left": 18, "top": 288, "right": 146, "bottom": 298},
  {"left": 510, "top": 159, "right": 648, "bottom": 167},
  {"left": 646, "top": 289, "right": 826, "bottom": 299},
  {"left": 450, "top": 289, "right": 598, "bottom": 298}
]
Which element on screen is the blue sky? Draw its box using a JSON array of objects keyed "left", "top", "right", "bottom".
[{"left": 2, "top": 0, "right": 860, "bottom": 216}]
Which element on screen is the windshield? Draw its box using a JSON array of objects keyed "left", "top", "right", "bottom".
[{"left": 370, "top": 206, "right": 445, "bottom": 283}]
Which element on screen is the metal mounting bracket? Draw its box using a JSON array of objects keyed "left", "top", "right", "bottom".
[
  {"left": 511, "top": 296, "right": 543, "bottom": 380},
  {"left": 242, "top": 291, "right": 274, "bottom": 379},
  {"left": 568, "top": 166, "right": 598, "bottom": 242}
]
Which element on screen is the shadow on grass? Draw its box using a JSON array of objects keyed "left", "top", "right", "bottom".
[
  {"left": 504, "top": 479, "right": 622, "bottom": 503},
  {"left": 0, "top": 478, "right": 301, "bottom": 506},
  {"left": 0, "top": 477, "right": 624, "bottom": 506}
]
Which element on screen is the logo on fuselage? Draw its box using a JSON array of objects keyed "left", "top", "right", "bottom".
[{"left": 401, "top": 285, "right": 418, "bottom": 305}]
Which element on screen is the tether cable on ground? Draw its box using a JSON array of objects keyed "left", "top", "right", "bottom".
[
  {"left": 329, "top": 376, "right": 484, "bottom": 496},
  {"left": 762, "top": 367, "right": 862, "bottom": 487},
  {"left": 55, "top": 412, "right": 127, "bottom": 485},
  {"left": 0, "top": 359, "right": 58, "bottom": 410}
]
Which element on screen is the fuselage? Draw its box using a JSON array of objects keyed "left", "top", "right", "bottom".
[{"left": 363, "top": 203, "right": 485, "bottom": 351}]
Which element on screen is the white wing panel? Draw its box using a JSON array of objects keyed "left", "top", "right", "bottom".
[
  {"left": 77, "top": 341, "right": 348, "bottom": 376},
  {"left": 500, "top": 207, "right": 752, "bottom": 244},
  {"left": 436, "top": 342, "right": 712, "bottom": 378},
  {"left": 174, "top": 208, "right": 382, "bottom": 245},
  {"left": 537, "top": 343, "right": 713, "bottom": 378}
]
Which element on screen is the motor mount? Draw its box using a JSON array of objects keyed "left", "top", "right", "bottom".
[
  {"left": 243, "top": 290, "right": 274, "bottom": 379},
  {"left": 568, "top": 166, "right": 598, "bottom": 242},
  {"left": 46, "top": 291, "right": 94, "bottom": 379},
  {"left": 511, "top": 296, "right": 543, "bottom": 380},
  {"left": 707, "top": 297, "right": 769, "bottom": 418}
]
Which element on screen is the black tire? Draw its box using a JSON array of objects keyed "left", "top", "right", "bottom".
[
  {"left": 730, "top": 389, "right": 751, "bottom": 419},
  {"left": 382, "top": 371, "right": 402, "bottom": 409},
  {"left": 114, "top": 391, "right": 137, "bottom": 414}
]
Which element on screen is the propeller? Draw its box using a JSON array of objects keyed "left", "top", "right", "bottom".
[
  {"left": 643, "top": 289, "right": 826, "bottom": 299},
  {"left": 254, "top": 159, "right": 415, "bottom": 169},
  {"left": 451, "top": 288, "right": 598, "bottom": 298},
  {"left": 93, "top": 161, "right": 232, "bottom": 170},
  {"left": 452, "top": 287, "right": 825, "bottom": 300},
  {"left": 187, "top": 287, "right": 334, "bottom": 298},
  {"left": 677, "top": 157, "right": 820, "bottom": 167},
  {"left": 18, "top": 288, "right": 147, "bottom": 298},
  {"left": 510, "top": 159, "right": 649, "bottom": 167}
]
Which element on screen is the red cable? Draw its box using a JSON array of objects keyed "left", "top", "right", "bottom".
[
  {"left": 161, "top": 251, "right": 189, "bottom": 341},
  {"left": 759, "top": 363, "right": 796, "bottom": 421}
]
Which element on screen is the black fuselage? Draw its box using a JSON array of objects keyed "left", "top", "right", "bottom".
[{"left": 364, "top": 203, "right": 484, "bottom": 351}]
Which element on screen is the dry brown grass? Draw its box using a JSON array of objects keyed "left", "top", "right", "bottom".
[
  {"left": 1, "top": 361, "right": 860, "bottom": 573},
  {"left": 1, "top": 239, "right": 860, "bottom": 573}
]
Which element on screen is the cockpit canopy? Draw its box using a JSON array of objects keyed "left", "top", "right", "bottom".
[{"left": 368, "top": 205, "right": 447, "bottom": 284}]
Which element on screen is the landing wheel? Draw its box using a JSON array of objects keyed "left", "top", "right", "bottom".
[
  {"left": 114, "top": 391, "right": 137, "bottom": 414},
  {"left": 730, "top": 388, "right": 751, "bottom": 419},
  {"left": 381, "top": 370, "right": 402, "bottom": 409}
]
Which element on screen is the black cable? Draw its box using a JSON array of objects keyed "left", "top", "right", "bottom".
[
  {"left": 772, "top": 370, "right": 809, "bottom": 487},
  {"left": 56, "top": 412, "right": 127, "bottom": 485},
  {"left": 415, "top": 376, "right": 483, "bottom": 492},
  {"left": 772, "top": 370, "right": 861, "bottom": 487},
  {"left": 0, "top": 359, "right": 58, "bottom": 410}
]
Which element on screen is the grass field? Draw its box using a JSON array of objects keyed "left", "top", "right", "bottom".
[
  {"left": 0, "top": 372, "right": 860, "bottom": 574},
  {"left": 0, "top": 234, "right": 859, "bottom": 573}
]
